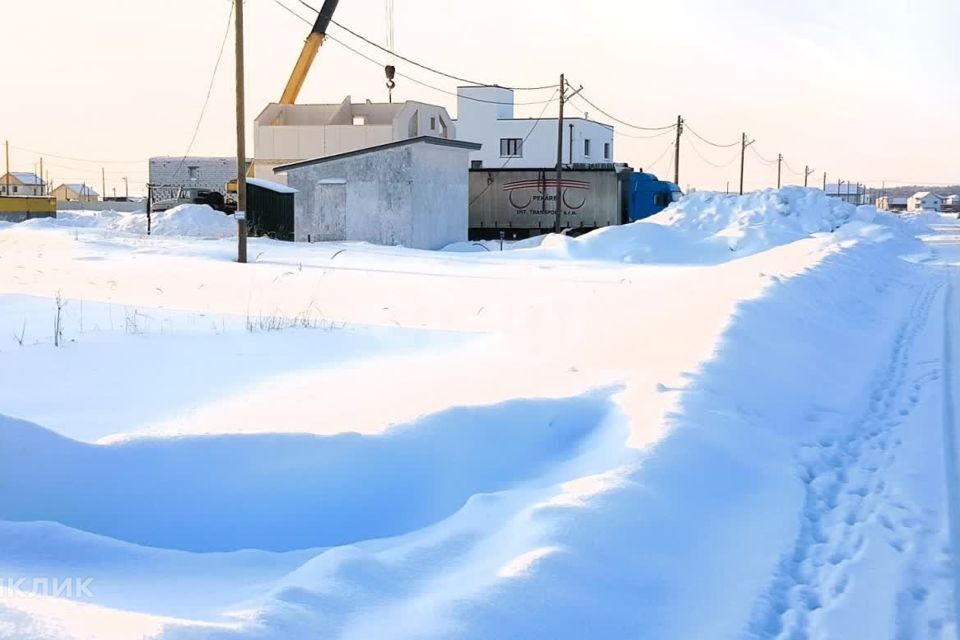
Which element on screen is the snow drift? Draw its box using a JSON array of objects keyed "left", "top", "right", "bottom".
[
  {"left": 24, "top": 205, "right": 237, "bottom": 239},
  {"left": 482, "top": 187, "right": 917, "bottom": 264}
]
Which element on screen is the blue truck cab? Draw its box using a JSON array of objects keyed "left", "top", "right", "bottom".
[{"left": 626, "top": 172, "right": 683, "bottom": 222}]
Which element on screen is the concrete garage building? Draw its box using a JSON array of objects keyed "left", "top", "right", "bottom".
[{"left": 276, "top": 136, "right": 481, "bottom": 250}]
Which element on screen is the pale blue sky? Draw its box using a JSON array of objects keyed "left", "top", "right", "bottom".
[{"left": 2, "top": 0, "right": 957, "bottom": 195}]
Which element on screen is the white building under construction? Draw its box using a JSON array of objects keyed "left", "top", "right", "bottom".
[{"left": 253, "top": 97, "right": 456, "bottom": 183}]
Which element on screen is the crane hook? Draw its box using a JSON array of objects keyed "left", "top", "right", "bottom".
[{"left": 385, "top": 65, "right": 397, "bottom": 103}]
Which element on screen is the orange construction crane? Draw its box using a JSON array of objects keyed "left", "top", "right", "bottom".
[{"left": 279, "top": 0, "right": 340, "bottom": 105}]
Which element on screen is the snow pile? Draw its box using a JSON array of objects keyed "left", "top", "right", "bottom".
[
  {"left": 518, "top": 188, "right": 915, "bottom": 264},
  {"left": 648, "top": 187, "right": 861, "bottom": 251},
  {"left": 132, "top": 204, "right": 236, "bottom": 238},
  {"left": 443, "top": 235, "right": 548, "bottom": 253},
  {"left": 25, "top": 205, "right": 237, "bottom": 239}
]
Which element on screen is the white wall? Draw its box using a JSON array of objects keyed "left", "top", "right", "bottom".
[
  {"left": 0, "top": 184, "right": 43, "bottom": 197},
  {"left": 149, "top": 157, "right": 236, "bottom": 193},
  {"left": 455, "top": 86, "right": 614, "bottom": 169},
  {"left": 283, "top": 141, "right": 470, "bottom": 250},
  {"left": 908, "top": 195, "right": 943, "bottom": 212}
]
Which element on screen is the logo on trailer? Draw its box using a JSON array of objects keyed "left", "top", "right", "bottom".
[{"left": 503, "top": 178, "right": 591, "bottom": 212}]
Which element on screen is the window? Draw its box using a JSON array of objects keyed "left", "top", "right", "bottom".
[
  {"left": 584, "top": 139, "right": 592, "bottom": 157},
  {"left": 500, "top": 138, "right": 523, "bottom": 158},
  {"left": 12, "top": 186, "right": 17, "bottom": 194},
  {"left": 430, "top": 116, "right": 437, "bottom": 131},
  {"left": 471, "top": 160, "right": 483, "bottom": 169},
  {"left": 187, "top": 166, "right": 199, "bottom": 181},
  {"left": 604, "top": 142, "right": 611, "bottom": 160},
  {"left": 352, "top": 115, "right": 366, "bottom": 126}
]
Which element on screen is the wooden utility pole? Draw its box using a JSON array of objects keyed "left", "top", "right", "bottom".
[
  {"left": 146, "top": 184, "right": 153, "bottom": 235},
  {"left": 4, "top": 140, "right": 9, "bottom": 195},
  {"left": 39, "top": 157, "right": 44, "bottom": 195},
  {"left": 823, "top": 172, "right": 827, "bottom": 190},
  {"left": 235, "top": 0, "right": 248, "bottom": 263},
  {"left": 739, "top": 133, "right": 753, "bottom": 195},
  {"left": 101, "top": 168, "right": 106, "bottom": 202},
  {"left": 777, "top": 153, "right": 783, "bottom": 189},
  {"left": 123, "top": 176, "right": 129, "bottom": 199},
  {"left": 553, "top": 75, "right": 582, "bottom": 234},
  {"left": 554, "top": 73, "right": 566, "bottom": 234},
  {"left": 673, "top": 115, "right": 683, "bottom": 185}
]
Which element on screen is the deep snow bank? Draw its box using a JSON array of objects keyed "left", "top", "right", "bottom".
[
  {"left": 493, "top": 188, "right": 918, "bottom": 264},
  {"left": 0, "top": 392, "right": 619, "bottom": 553},
  {"left": 24, "top": 205, "right": 237, "bottom": 238},
  {"left": 146, "top": 223, "right": 945, "bottom": 640}
]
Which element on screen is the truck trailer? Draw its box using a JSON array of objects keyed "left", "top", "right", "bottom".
[{"left": 468, "top": 166, "right": 681, "bottom": 240}]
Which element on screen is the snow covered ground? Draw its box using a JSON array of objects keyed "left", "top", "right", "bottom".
[{"left": 0, "top": 192, "right": 957, "bottom": 639}]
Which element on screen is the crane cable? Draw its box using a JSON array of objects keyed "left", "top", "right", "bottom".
[
  {"left": 295, "top": 0, "right": 558, "bottom": 91},
  {"left": 272, "top": 0, "right": 559, "bottom": 106}
]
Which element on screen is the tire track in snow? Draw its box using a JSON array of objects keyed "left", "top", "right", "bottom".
[
  {"left": 747, "top": 279, "right": 941, "bottom": 640},
  {"left": 940, "top": 270, "right": 960, "bottom": 640}
]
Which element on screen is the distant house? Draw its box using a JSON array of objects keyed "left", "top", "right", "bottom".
[
  {"left": 944, "top": 194, "right": 960, "bottom": 213},
  {"left": 876, "top": 195, "right": 908, "bottom": 212},
  {"left": 907, "top": 191, "right": 944, "bottom": 213},
  {"left": 52, "top": 183, "right": 99, "bottom": 203},
  {"left": 149, "top": 157, "right": 238, "bottom": 194},
  {"left": 0, "top": 172, "right": 46, "bottom": 197},
  {"left": 824, "top": 182, "right": 866, "bottom": 205}
]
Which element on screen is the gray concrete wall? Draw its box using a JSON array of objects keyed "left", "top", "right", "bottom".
[
  {"left": 58, "top": 201, "right": 146, "bottom": 213},
  {"left": 149, "top": 157, "right": 236, "bottom": 193},
  {"left": 286, "top": 142, "right": 469, "bottom": 250},
  {"left": 0, "top": 212, "right": 55, "bottom": 223},
  {"left": 410, "top": 143, "right": 469, "bottom": 249}
]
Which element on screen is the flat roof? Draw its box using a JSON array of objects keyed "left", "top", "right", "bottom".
[{"left": 274, "top": 136, "right": 483, "bottom": 173}]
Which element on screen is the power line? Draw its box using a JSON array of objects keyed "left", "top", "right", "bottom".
[
  {"left": 683, "top": 135, "right": 740, "bottom": 169},
  {"left": 567, "top": 89, "right": 676, "bottom": 132},
  {"left": 273, "top": 1, "right": 559, "bottom": 107},
  {"left": 11, "top": 146, "right": 144, "bottom": 165},
  {"left": 683, "top": 122, "right": 740, "bottom": 148},
  {"left": 296, "top": 0, "right": 557, "bottom": 91},
  {"left": 171, "top": 0, "right": 235, "bottom": 182},
  {"left": 749, "top": 145, "right": 778, "bottom": 166},
  {"left": 564, "top": 102, "right": 672, "bottom": 139},
  {"left": 782, "top": 158, "right": 805, "bottom": 176},
  {"left": 645, "top": 139, "right": 677, "bottom": 174}
]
